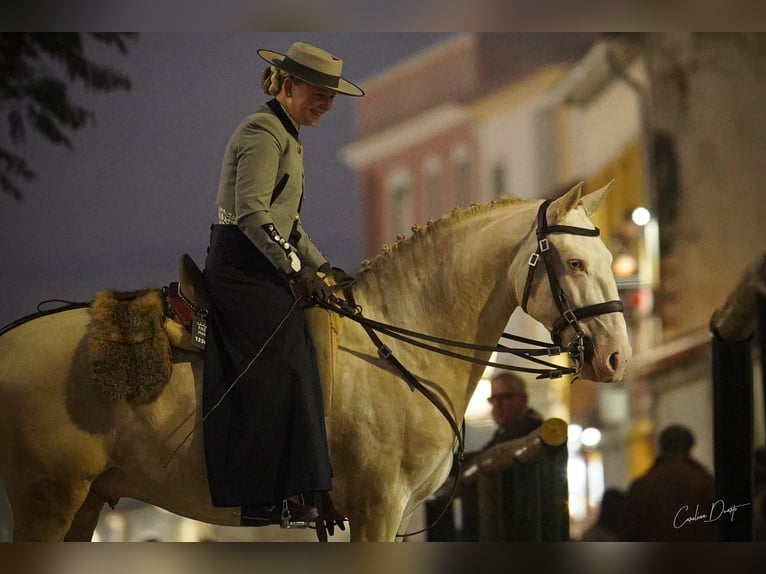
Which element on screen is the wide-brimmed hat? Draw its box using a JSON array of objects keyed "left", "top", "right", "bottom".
[{"left": 257, "top": 42, "right": 364, "bottom": 97}]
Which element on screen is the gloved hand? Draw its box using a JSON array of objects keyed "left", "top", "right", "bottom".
[
  {"left": 318, "top": 262, "right": 355, "bottom": 287},
  {"left": 290, "top": 264, "right": 331, "bottom": 302}
]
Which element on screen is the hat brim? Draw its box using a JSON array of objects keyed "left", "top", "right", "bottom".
[{"left": 257, "top": 49, "right": 364, "bottom": 97}]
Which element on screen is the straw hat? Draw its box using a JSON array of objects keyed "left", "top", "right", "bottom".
[{"left": 257, "top": 42, "right": 364, "bottom": 97}]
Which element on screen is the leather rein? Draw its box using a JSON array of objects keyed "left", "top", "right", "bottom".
[
  {"left": 313, "top": 199, "right": 625, "bottom": 538},
  {"left": 318, "top": 199, "right": 626, "bottom": 453}
]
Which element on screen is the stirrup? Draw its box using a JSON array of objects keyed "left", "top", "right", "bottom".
[{"left": 279, "top": 498, "right": 318, "bottom": 529}]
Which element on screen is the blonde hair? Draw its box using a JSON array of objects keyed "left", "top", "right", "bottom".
[{"left": 261, "top": 65, "right": 303, "bottom": 96}]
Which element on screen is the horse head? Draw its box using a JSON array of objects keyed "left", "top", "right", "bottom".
[{"left": 511, "top": 181, "right": 632, "bottom": 383}]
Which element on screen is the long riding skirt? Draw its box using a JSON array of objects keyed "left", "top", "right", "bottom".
[{"left": 202, "top": 224, "right": 332, "bottom": 507}]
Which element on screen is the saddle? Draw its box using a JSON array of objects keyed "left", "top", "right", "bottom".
[
  {"left": 162, "top": 254, "right": 347, "bottom": 538},
  {"left": 162, "top": 256, "right": 340, "bottom": 414},
  {"left": 163, "top": 254, "right": 211, "bottom": 352}
]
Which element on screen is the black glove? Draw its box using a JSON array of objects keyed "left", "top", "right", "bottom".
[
  {"left": 291, "top": 264, "right": 331, "bottom": 302},
  {"left": 318, "top": 262, "right": 355, "bottom": 286}
]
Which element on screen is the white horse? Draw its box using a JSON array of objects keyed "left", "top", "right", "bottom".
[{"left": 0, "top": 182, "right": 631, "bottom": 541}]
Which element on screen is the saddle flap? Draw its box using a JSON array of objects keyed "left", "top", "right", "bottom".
[{"left": 304, "top": 306, "right": 341, "bottom": 416}]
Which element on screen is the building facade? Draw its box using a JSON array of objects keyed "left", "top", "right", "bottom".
[{"left": 342, "top": 34, "right": 654, "bottom": 536}]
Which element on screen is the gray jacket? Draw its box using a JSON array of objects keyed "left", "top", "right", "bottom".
[{"left": 216, "top": 99, "right": 327, "bottom": 275}]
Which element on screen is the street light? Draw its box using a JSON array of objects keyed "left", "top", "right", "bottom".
[
  {"left": 631, "top": 206, "right": 651, "bottom": 227},
  {"left": 581, "top": 426, "right": 602, "bottom": 448}
]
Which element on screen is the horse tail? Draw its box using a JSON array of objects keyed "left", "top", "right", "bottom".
[{"left": 0, "top": 299, "right": 91, "bottom": 337}]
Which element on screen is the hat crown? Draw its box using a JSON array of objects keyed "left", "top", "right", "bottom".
[
  {"left": 285, "top": 42, "right": 343, "bottom": 78},
  {"left": 257, "top": 41, "right": 364, "bottom": 97}
]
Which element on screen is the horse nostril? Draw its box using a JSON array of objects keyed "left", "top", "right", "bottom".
[
  {"left": 583, "top": 336, "right": 595, "bottom": 362},
  {"left": 609, "top": 352, "right": 620, "bottom": 372}
]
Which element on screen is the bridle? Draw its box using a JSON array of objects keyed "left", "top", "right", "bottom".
[{"left": 520, "top": 199, "right": 625, "bottom": 367}]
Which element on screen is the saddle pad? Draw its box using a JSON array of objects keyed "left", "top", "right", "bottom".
[{"left": 88, "top": 289, "right": 171, "bottom": 403}]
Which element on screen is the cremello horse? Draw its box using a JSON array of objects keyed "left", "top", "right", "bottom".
[{"left": 0, "top": 182, "right": 631, "bottom": 541}]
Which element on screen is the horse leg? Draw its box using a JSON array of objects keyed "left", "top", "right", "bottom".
[
  {"left": 8, "top": 475, "right": 96, "bottom": 542},
  {"left": 63, "top": 489, "right": 107, "bottom": 541},
  {"left": 347, "top": 496, "right": 409, "bottom": 542}
]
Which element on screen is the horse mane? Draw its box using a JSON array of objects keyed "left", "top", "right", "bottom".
[{"left": 357, "top": 195, "right": 529, "bottom": 277}]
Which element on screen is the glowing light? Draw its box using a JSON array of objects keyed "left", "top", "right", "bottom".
[
  {"left": 580, "top": 427, "right": 602, "bottom": 448},
  {"left": 631, "top": 207, "right": 651, "bottom": 226},
  {"left": 612, "top": 253, "right": 638, "bottom": 278},
  {"left": 568, "top": 423, "right": 583, "bottom": 442}
]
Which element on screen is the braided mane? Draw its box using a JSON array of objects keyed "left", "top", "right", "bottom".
[{"left": 357, "top": 195, "right": 528, "bottom": 276}]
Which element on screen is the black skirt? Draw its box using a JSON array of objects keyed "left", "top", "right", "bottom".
[{"left": 201, "top": 224, "right": 332, "bottom": 508}]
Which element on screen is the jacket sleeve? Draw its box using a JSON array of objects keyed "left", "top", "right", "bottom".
[
  {"left": 291, "top": 216, "right": 329, "bottom": 271},
  {"left": 232, "top": 123, "right": 298, "bottom": 275}
]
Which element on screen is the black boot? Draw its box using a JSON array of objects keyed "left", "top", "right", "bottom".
[{"left": 240, "top": 498, "right": 319, "bottom": 527}]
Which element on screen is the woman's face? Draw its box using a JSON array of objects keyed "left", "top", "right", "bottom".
[{"left": 284, "top": 78, "right": 336, "bottom": 127}]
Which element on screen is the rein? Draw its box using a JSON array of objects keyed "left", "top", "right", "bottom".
[
  {"left": 317, "top": 284, "right": 576, "bottom": 539},
  {"left": 320, "top": 295, "right": 577, "bottom": 379},
  {"left": 0, "top": 300, "right": 91, "bottom": 337},
  {"left": 327, "top": 285, "right": 466, "bottom": 539},
  {"left": 313, "top": 199, "right": 626, "bottom": 538}
]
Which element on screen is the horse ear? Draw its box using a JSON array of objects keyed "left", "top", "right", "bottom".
[
  {"left": 547, "top": 182, "right": 584, "bottom": 222},
  {"left": 580, "top": 180, "right": 614, "bottom": 216}
]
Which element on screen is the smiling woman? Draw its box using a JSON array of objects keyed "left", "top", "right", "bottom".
[{"left": 202, "top": 40, "right": 365, "bottom": 528}]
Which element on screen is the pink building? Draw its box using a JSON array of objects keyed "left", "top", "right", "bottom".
[{"left": 342, "top": 33, "right": 596, "bottom": 258}]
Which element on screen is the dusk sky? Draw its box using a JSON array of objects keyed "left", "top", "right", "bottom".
[{"left": 0, "top": 33, "right": 457, "bottom": 328}]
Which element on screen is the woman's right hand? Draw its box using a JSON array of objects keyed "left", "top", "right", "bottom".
[{"left": 290, "top": 265, "right": 331, "bottom": 302}]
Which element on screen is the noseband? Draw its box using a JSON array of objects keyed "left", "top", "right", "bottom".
[{"left": 520, "top": 199, "right": 625, "bottom": 365}]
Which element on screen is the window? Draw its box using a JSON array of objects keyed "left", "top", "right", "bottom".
[
  {"left": 423, "top": 156, "right": 443, "bottom": 220},
  {"left": 386, "top": 169, "right": 412, "bottom": 240},
  {"left": 452, "top": 145, "right": 471, "bottom": 207},
  {"left": 492, "top": 164, "right": 507, "bottom": 199}
]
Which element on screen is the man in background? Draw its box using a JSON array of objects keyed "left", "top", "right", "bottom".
[
  {"left": 427, "top": 370, "right": 544, "bottom": 540},
  {"left": 482, "top": 370, "right": 544, "bottom": 448},
  {"left": 622, "top": 424, "right": 715, "bottom": 541}
]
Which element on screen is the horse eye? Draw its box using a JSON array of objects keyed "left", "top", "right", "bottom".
[{"left": 568, "top": 259, "right": 584, "bottom": 271}]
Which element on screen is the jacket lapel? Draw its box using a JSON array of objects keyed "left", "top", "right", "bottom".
[{"left": 266, "top": 98, "right": 300, "bottom": 142}]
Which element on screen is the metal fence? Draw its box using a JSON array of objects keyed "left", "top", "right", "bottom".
[{"left": 710, "top": 252, "right": 766, "bottom": 541}]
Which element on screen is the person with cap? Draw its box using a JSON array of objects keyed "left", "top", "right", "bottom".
[
  {"left": 622, "top": 424, "right": 716, "bottom": 541},
  {"left": 201, "top": 41, "right": 364, "bottom": 527}
]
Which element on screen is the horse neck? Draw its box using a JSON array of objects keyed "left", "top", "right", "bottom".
[{"left": 352, "top": 201, "right": 535, "bottom": 407}]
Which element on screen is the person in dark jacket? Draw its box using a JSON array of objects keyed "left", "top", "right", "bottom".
[
  {"left": 622, "top": 424, "right": 716, "bottom": 541},
  {"left": 202, "top": 41, "right": 363, "bottom": 527},
  {"left": 481, "top": 371, "right": 544, "bottom": 449},
  {"left": 581, "top": 487, "right": 626, "bottom": 541},
  {"left": 427, "top": 371, "right": 544, "bottom": 540}
]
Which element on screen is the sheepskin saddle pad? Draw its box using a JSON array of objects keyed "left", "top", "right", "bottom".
[{"left": 87, "top": 288, "right": 171, "bottom": 403}]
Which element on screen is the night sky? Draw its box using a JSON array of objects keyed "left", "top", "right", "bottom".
[{"left": 0, "top": 33, "right": 456, "bottom": 328}]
